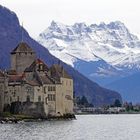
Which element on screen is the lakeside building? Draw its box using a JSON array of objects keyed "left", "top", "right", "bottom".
[{"left": 0, "top": 42, "right": 73, "bottom": 117}]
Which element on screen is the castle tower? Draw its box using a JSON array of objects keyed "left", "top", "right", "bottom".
[{"left": 11, "top": 42, "right": 36, "bottom": 73}]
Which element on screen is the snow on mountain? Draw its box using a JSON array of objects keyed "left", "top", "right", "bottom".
[
  {"left": 37, "top": 21, "right": 140, "bottom": 85},
  {"left": 0, "top": 5, "right": 123, "bottom": 106}
]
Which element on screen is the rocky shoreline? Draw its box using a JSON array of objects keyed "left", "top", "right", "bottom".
[{"left": 0, "top": 114, "right": 76, "bottom": 124}]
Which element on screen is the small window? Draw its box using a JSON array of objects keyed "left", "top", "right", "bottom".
[
  {"left": 53, "top": 95, "right": 55, "bottom": 101},
  {"left": 51, "top": 86, "right": 53, "bottom": 91},
  {"left": 17, "top": 96, "right": 19, "bottom": 101},
  {"left": 48, "top": 94, "right": 51, "bottom": 101},
  {"left": 44, "top": 87, "right": 46, "bottom": 94},
  {"left": 48, "top": 94, "right": 55, "bottom": 101},
  {"left": 53, "top": 86, "right": 56, "bottom": 91},
  {"left": 38, "top": 96, "right": 41, "bottom": 102},
  {"left": 48, "top": 86, "right": 51, "bottom": 91},
  {"left": 50, "top": 94, "right": 53, "bottom": 100},
  {"left": 27, "top": 95, "right": 30, "bottom": 102},
  {"left": 10, "top": 97, "right": 12, "bottom": 102},
  {"left": 45, "top": 97, "right": 48, "bottom": 104}
]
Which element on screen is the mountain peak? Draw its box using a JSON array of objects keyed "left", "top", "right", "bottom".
[
  {"left": 0, "top": 5, "right": 122, "bottom": 106},
  {"left": 107, "top": 21, "right": 126, "bottom": 30},
  {"left": 38, "top": 20, "right": 140, "bottom": 80}
]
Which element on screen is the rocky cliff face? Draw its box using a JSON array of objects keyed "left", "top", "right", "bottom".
[{"left": 0, "top": 5, "right": 122, "bottom": 106}]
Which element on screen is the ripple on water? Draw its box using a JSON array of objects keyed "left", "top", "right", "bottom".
[{"left": 0, "top": 114, "right": 140, "bottom": 140}]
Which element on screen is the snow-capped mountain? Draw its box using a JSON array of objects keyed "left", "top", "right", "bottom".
[
  {"left": 38, "top": 21, "right": 140, "bottom": 85},
  {"left": 0, "top": 5, "right": 123, "bottom": 106}
]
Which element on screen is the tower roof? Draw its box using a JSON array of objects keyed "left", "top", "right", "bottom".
[
  {"left": 50, "top": 64, "right": 72, "bottom": 80},
  {"left": 24, "top": 58, "right": 49, "bottom": 72},
  {"left": 11, "top": 42, "right": 35, "bottom": 54}
]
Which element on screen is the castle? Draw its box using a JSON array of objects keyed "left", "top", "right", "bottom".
[{"left": 0, "top": 42, "right": 73, "bottom": 117}]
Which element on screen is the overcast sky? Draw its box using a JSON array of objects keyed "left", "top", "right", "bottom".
[{"left": 1, "top": 0, "right": 140, "bottom": 38}]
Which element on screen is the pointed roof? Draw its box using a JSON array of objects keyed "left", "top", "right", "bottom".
[
  {"left": 24, "top": 58, "right": 49, "bottom": 72},
  {"left": 50, "top": 64, "right": 72, "bottom": 80},
  {"left": 11, "top": 42, "right": 35, "bottom": 54}
]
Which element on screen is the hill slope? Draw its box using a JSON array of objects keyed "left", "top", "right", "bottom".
[
  {"left": 0, "top": 5, "right": 122, "bottom": 106},
  {"left": 107, "top": 73, "right": 140, "bottom": 103}
]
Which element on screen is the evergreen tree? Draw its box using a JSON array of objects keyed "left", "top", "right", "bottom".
[{"left": 113, "top": 99, "right": 122, "bottom": 107}]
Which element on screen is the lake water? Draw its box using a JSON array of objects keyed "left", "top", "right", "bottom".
[{"left": 0, "top": 114, "right": 140, "bottom": 140}]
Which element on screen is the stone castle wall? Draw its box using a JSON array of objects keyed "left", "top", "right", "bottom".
[{"left": 11, "top": 52, "right": 36, "bottom": 73}]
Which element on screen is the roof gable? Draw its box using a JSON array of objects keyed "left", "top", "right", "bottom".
[
  {"left": 11, "top": 42, "right": 35, "bottom": 54},
  {"left": 50, "top": 64, "right": 72, "bottom": 80},
  {"left": 24, "top": 59, "right": 49, "bottom": 72}
]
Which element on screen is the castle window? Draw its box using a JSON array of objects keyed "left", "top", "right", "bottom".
[
  {"left": 51, "top": 86, "right": 53, "bottom": 91},
  {"left": 17, "top": 96, "right": 19, "bottom": 101},
  {"left": 45, "top": 97, "right": 48, "bottom": 104},
  {"left": 53, "top": 86, "right": 56, "bottom": 91},
  {"left": 48, "top": 86, "right": 51, "bottom": 91},
  {"left": 27, "top": 95, "right": 30, "bottom": 102},
  {"left": 38, "top": 96, "right": 41, "bottom": 102},
  {"left": 40, "top": 65, "right": 43, "bottom": 70},
  {"left": 10, "top": 96, "right": 12, "bottom": 102},
  {"left": 53, "top": 95, "right": 55, "bottom": 101},
  {"left": 48, "top": 94, "right": 55, "bottom": 101},
  {"left": 26, "top": 86, "right": 31, "bottom": 93},
  {"left": 44, "top": 87, "right": 46, "bottom": 94},
  {"left": 48, "top": 94, "right": 51, "bottom": 101}
]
